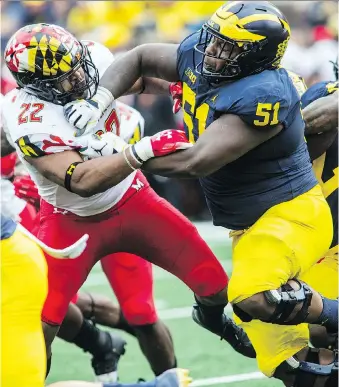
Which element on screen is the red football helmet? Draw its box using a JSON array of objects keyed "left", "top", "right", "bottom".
[{"left": 4, "top": 23, "right": 99, "bottom": 105}]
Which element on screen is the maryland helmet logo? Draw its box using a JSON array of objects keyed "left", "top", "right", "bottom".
[
  {"left": 4, "top": 24, "right": 81, "bottom": 77},
  {"left": 4, "top": 38, "right": 28, "bottom": 73}
]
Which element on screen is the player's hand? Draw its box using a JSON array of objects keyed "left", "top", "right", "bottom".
[
  {"left": 78, "top": 132, "right": 128, "bottom": 159},
  {"left": 169, "top": 82, "right": 183, "bottom": 114},
  {"left": 63, "top": 86, "right": 114, "bottom": 137},
  {"left": 64, "top": 99, "right": 101, "bottom": 136},
  {"left": 13, "top": 174, "right": 40, "bottom": 208},
  {"left": 131, "top": 129, "right": 192, "bottom": 162}
]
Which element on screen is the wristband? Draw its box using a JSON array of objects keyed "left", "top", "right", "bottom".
[
  {"left": 123, "top": 148, "right": 138, "bottom": 171},
  {"left": 64, "top": 162, "right": 83, "bottom": 192},
  {"left": 130, "top": 145, "right": 144, "bottom": 164}
]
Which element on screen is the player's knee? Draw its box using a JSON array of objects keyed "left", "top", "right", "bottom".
[
  {"left": 262, "top": 279, "right": 313, "bottom": 325},
  {"left": 75, "top": 292, "right": 95, "bottom": 318},
  {"left": 233, "top": 293, "right": 273, "bottom": 322},
  {"left": 121, "top": 297, "right": 158, "bottom": 326},
  {"left": 185, "top": 260, "right": 228, "bottom": 297},
  {"left": 197, "top": 289, "right": 228, "bottom": 307},
  {"left": 228, "top": 274, "right": 277, "bottom": 321},
  {"left": 233, "top": 279, "right": 313, "bottom": 325}
]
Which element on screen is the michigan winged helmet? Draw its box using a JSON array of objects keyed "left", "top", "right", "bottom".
[
  {"left": 194, "top": 1, "right": 291, "bottom": 81},
  {"left": 4, "top": 23, "right": 99, "bottom": 105}
]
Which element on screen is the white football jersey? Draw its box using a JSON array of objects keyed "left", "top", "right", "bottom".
[
  {"left": 1, "top": 93, "right": 26, "bottom": 220},
  {"left": 2, "top": 41, "right": 139, "bottom": 217},
  {"left": 117, "top": 101, "right": 145, "bottom": 144}
]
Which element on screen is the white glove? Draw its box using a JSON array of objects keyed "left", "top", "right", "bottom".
[
  {"left": 64, "top": 86, "right": 114, "bottom": 137},
  {"left": 77, "top": 132, "right": 128, "bottom": 159}
]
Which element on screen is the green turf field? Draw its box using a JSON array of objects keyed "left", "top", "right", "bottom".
[{"left": 46, "top": 223, "right": 283, "bottom": 387}]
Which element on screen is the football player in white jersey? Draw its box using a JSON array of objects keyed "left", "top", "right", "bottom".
[
  {"left": 3, "top": 23, "right": 254, "bottom": 380},
  {"left": 3, "top": 88, "right": 186, "bottom": 381},
  {"left": 2, "top": 87, "right": 171, "bottom": 382},
  {"left": 1, "top": 90, "right": 130, "bottom": 382}
]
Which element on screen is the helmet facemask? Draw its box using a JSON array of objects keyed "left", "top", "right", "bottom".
[{"left": 194, "top": 25, "right": 272, "bottom": 83}]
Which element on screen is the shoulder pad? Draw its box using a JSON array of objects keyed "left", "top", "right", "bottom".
[
  {"left": 225, "top": 70, "right": 297, "bottom": 129},
  {"left": 286, "top": 70, "right": 307, "bottom": 97},
  {"left": 3, "top": 90, "right": 74, "bottom": 143},
  {"left": 301, "top": 81, "right": 338, "bottom": 108},
  {"left": 82, "top": 40, "right": 115, "bottom": 78}
]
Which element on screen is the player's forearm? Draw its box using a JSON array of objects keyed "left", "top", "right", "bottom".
[
  {"left": 71, "top": 153, "right": 137, "bottom": 197},
  {"left": 142, "top": 77, "right": 171, "bottom": 95},
  {"left": 142, "top": 149, "right": 209, "bottom": 178},
  {"left": 303, "top": 93, "right": 338, "bottom": 135},
  {"left": 125, "top": 77, "right": 170, "bottom": 96},
  {"left": 144, "top": 115, "right": 283, "bottom": 177}
]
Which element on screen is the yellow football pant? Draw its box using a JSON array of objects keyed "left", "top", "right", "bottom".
[
  {"left": 228, "top": 185, "right": 333, "bottom": 376},
  {"left": 1, "top": 230, "right": 48, "bottom": 387},
  {"left": 301, "top": 245, "right": 338, "bottom": 300}
]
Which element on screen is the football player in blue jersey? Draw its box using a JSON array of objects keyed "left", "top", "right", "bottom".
[
  {"left": 63, "top": 1, "right": 338, "bottom": 386},
  {"left": 284, "top": 70, "right": 337, "bottom": 301},
  {"left": 295, "top": 73, "right": 338, "bottom": 351},
  {"left": 243, "top": 67, "right": 338, "bottom": 383}
]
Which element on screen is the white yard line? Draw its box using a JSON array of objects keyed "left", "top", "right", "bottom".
[{"left": 191, "top": 371, "right": 266, "bottom": 386}]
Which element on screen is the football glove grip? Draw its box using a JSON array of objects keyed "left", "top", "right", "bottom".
[
  {"left": 64, "top": 86, "right": 114, "bottom": 136},
  {"left": 169, "top": 82, "right": 183, "bottom": 114},
  {"left": 77, "top": 132, "right": 128, "bottom": 159}
]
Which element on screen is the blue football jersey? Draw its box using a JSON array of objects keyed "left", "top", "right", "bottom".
[
  {"left": 301, "top": 81, "right": 338, "bottom": 109},
  {"left": 177, "top": 32, "right": 317, "bottom": 230},
  {"left": 302, "top": 81, "right": 338, "bottom": 249}
]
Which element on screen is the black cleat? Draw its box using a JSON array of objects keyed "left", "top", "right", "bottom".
[
  {"left": 192, "top": 304, "right": 256, "bottom": 359},
  {"left": 91, "top": 332, "right": 126, "bottom": 383}
]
